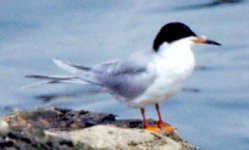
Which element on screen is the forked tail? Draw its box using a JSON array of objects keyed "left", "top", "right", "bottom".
[{"left": 23, "top": 58, "right": 101, "bottom": 89}]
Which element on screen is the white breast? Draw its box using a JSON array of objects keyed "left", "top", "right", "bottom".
[{"left": 130, "top": 39, "right": 195, "bottom": 108}]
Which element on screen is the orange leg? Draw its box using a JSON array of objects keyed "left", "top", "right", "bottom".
[
  {"left": 155, "top": 103, "right": 175, "bottom": 133},
  {"left": 140, "top": 108, "right": 158, "bottom": 132}
]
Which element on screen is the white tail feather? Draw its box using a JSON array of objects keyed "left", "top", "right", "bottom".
[
  {"left": 23, "top": 59, "right": 99, "bottom": 89},
  {"left": 21, "top": 81, "right": 56, "bottom": 90},
  {"left": 22, "top": 75, "right": 88, "bottom": 90},
  {"left": 53, "top": 58, "right": 90, "bottom": 74}
]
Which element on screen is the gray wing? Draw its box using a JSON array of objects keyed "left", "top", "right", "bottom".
[{"left": 92, "top": 50, "right": 156, "bottom": 100}]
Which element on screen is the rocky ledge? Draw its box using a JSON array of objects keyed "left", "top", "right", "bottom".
[{"left": 0, "top": 108, "right": 199, "bottom": 150}]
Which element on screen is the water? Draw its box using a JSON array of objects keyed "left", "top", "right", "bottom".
[{"left": 0, "top": 0, "right": 249, "bottom": 149}]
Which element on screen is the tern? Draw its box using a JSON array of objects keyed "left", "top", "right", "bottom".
[{"left": 26, "top": 22, "right": 221, "bottom": 133}]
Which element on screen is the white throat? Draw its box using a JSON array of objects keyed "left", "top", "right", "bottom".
[
  {"left": 158, "top": 38, "right": 193, "bottom": 57},
  {"left": 153, "top": 37, "right": 196, "bottom": 80}
]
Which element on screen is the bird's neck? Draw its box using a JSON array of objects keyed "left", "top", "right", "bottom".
[
  {"left": 154, "top": 40, "right": 195, "bottom": 71},
  {"left": 157, "top": 40, "right": 193, "bottom": 57}
]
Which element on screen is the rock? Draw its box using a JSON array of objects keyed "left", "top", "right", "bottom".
[
  {"left": 3, "top": 107, "right": 116, "bottom": 130},
  {"left": 0, "top": 129, "right": 93, "bottom": 150},
  {"left": 0, "top": 118, "right": 9, "bottom": 132},
  {"left": 1, "top": 108, "right": 199, "bottom": 150},
  {"left": 46, "top": 125, "right": 196, "bottom": 150}
]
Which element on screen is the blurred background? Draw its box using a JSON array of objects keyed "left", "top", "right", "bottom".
[{"left": 0, "top": 0, "right": 249, "bottom": 149}]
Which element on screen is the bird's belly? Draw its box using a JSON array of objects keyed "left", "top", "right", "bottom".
[
  {"left": 129, "top": 77, "right": 181, "bottom": 108},
  {"left": 129, "top": 63, "right": 194, "bottom": 108}
]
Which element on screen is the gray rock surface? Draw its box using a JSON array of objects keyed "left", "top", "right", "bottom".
[
  {"left": 1, "top": 108, "right": 199, "bottom": 150},
  {"left": 46, "top": 125, "right": 197, "bottom": 150}
]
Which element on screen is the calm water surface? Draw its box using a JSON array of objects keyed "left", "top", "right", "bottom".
[{"left": 0, "top": 1, "right": 249, "bottom": 149}]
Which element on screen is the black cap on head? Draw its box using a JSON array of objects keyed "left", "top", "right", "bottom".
[{"left": 153, "top": 22, "right": 197, "bottom": 51}]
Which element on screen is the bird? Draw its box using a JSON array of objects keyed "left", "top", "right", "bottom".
[{"left": 26, "top": 22, "right": 221, "bottom": 133}]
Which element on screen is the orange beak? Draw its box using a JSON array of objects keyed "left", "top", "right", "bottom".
[{"left": 192, "top": 36, "right": 221, "bottom": 46}]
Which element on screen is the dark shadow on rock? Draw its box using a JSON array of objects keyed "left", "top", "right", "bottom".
[{"left": 4, "top": 108, "right": 117, "bottom": 130}]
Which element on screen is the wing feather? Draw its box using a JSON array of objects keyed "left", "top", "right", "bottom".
[{"left": 93, "top": 50, "right": 156, "bottom": 100}]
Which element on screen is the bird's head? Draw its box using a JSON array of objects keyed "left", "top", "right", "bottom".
[{"left": 153, "top": 22, "right": 221, "bottom": 52}]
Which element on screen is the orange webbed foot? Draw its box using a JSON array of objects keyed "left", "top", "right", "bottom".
[
  {"left": 144, "top": 124, "right": 160, "bottom": 132},
  {"left": 157, "top": 120, "right": 175, "bottom": 134}
]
